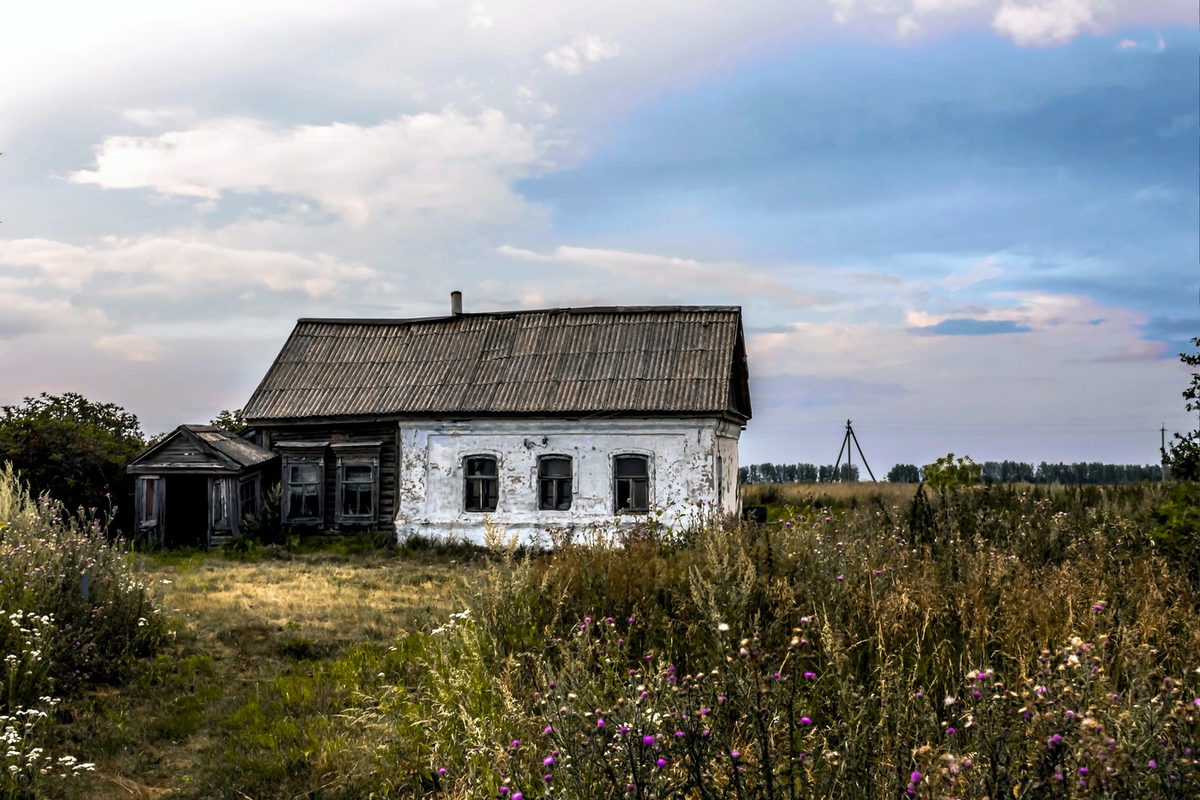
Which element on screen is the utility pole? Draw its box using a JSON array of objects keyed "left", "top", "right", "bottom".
[
  {"left": 1162, "top": 424, "right": 1169, "bottom": 482},
  {"left": 832, "top": 419, "right": 877, "bottom": 482}
]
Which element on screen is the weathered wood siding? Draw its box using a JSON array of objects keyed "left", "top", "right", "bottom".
[{"left": 261, "top": 422, "right": 398, "bottom": 534}]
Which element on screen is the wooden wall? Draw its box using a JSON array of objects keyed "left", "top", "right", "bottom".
[{"left": 261, "top": 421, "right": 398, "bottom": 534}]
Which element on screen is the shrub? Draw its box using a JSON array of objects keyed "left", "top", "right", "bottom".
[{"left": 0, "top": 463, "right": 166, "bottom": 706}]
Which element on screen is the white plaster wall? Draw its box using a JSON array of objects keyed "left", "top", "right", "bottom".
[{"left": 395, "top": 417, "right": 742, "bottom": 544}]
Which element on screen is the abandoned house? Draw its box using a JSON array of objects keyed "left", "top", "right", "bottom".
[
  {"left": 130, "top": 296, "right": 752, "bottom": 546},
  {"left": 126, "top": 425, "right": 278, "bottom": 548}
]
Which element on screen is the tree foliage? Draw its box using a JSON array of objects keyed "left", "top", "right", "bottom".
[
  {"left": 1164, "top": 337, "right": 1200, "bottom": 481},
  {"left": 922, "top": 453, "right": 981, "bottom": 490},
  {"left": 0, "top": 393, "right": 145, "bottom": 532},
  {"left": 210, "top": 408, "right": 247, "bottom": 433}
]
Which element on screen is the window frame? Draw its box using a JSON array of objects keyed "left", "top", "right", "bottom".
[
  {"left": 332, "top": 441, "right": 383, "bottom": 525},
  {"left": 212, "top": 478, "right": 232, "bottom": 531},
  {"left": 280, "top": 448, "right": 326, "bottom": 526},
  {"left": 463, "top": 455, "right": 499, "bottom": 513},
  {"left": 537, "top": 455, "right": 573, "bottom": 511},
  {"left": 238, "top": 474, "right": 260, "bottom": 523},
  {"left": 613, "top": 453, "right": 651, "bottom": 514},
  {"left": 138, "top": 476, "right": 160, "bottom": 526}
]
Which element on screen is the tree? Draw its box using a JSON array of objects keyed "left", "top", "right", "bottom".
[
  {"left": 1164, "top": 337, "right": 1200, "bottom": 481},
  {"left": 922, "top": 453, "right": 980, "bottom": 490},
  {"left": 210, "top": 408, "right": 247, "bottom": 433},
  {"left": 0, "top": 393, "right": 146, "bottom": 532},
  {"left": 887, "top": 463, "right": 921, "bottom": 483}
]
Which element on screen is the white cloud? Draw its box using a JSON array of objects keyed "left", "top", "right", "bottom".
[
  {"left": 992, "top": 0, "right": 1101, "bottom": 47},
  {"left": 544, "top": 34, "right": 622, "bottom": 75},
  {"left": 121, "top": 106, "right": 198, "bottom": 128},
  {"left": 498, "top": 244, "right": 838, "bottom": 309},
  {"left": 70, "top": 108, "right": 544, "bottom": 227},
  {"left": 0, "top": 236, "right": 379, "bottom": 298},
  {"left": 0, "top": 292, "right": 107, "bottom": 340},
  {"left": 468, "top": 2, "right": 493, "bottom": 29}
]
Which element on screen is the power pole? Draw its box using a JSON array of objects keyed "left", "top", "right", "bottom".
[
  {"left": 1162, "top": 424, "right": 1169, "bottom": 482},
  {"left": 832, "top": 419, "right": 877, "bottom": 482}
]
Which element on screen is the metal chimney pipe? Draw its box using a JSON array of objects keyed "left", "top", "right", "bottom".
[{"left": 451, "top": 290, "right": 462, "bottom": 316}]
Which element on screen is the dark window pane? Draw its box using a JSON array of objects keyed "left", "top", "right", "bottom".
[
  {"left": 291, "top": 463, "right": 319, "bottom": 484},
  {"left": 615, "top": 456, "right": 648, "bottom": 477},
  {"left": 465, "top": 456, "right": 498, "bottom": 512}
]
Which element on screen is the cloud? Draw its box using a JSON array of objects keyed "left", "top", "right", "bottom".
[
  {"left": 467, "top": 2, "right": 493, "bottom": 29},
  {"left": 94, "top": 333, "right": 168, "bottom": 362},
  {"left": 0, "top": 236, "right": 379, "bottom": 298},
  {"left": 991, "top": 0, "right": 1099, "bottom": 47},
  {"left": 0, "top": 292, "right": 107, "bottom": 340},
  {"left": 498, "top": 244, "right": 838, "bottom": 309},
  {"left": 915, "top": 317, "right": 1032, "bottom": 335},
  {"left": 121, "top": 106, "right": 198, "bottom": 128},
  {"left": 70, "top": 108, "right": 543, "bottom": 227},
  {"left": 934, "top": 256, "right": 1004, "bottom": 291},
  {"left": 544, "top": 35, "right": 621, "bottom": 75}
]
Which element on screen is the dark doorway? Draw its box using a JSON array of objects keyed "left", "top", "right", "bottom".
[{"left": 165, "top": 476, "right": 208, "bottom": 549}]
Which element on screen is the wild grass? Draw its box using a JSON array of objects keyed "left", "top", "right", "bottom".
[
  {"left": 20, "top": 480, "right": 1200, "bottom": 797},
  {"left": 0, "top": 463, "right": 165, "bottom": 798}
]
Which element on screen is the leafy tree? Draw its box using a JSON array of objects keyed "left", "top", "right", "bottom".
[
  {"left": 886, "top": 463, "right": 921, "bottom": 483},
  {"left": 0, "top": 393, "right": 145, "bottom": 532},
  {"left": 210, "top": 408, "right": 247, "bottom": 433},
  {"left": 1164, "top": 337, "right": 1200, "bottom": 481},
  {"left": 922, "top": 453, "right": 980, "bottom": 490}
]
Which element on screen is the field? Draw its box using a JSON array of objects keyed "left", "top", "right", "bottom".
[{"left": 5, "top": 479, "right": 1200, "bottom": 798}]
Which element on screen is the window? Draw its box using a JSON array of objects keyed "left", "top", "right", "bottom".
[
  {"left": 614, "top": 454, "right": 649, "bottom": 513},
  {"left": 538, "top": 457, "right": 572, "bottom": 511},
  {"left": 285, "top": 461, "right": 323, "bottom": 523},
  {"left": 340, "top": 463, "right": 376, "bottom": 521},
  {"left": 212, "top": 479, "right": 230, "bottom": 529},
  {"left": 238, "top": 476, "right": 259, "bottom": 522},
  {"left": 332, "top": 442, "right": 382, "bottom": 525},
  {"left": 139, "top": 477, "right": 159, "bottom": 525},
  {"left": 464, "top": 456, "right": 498, "bottom": 512}
]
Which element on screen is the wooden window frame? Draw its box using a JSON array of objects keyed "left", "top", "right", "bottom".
[
  {"left": 238, "top": 474, "right": 260, "bottom": 523},
  {"left": 613, "top": 454, "right": 651, "bottom": 514},
  {"left": 212, "top": 478, "right": 232, "bottom": 531},
  {"left": 138, "top": 476, "right": 160, "bottom": 526},
  {"left": 538, "top": 456, "right": 573, "bottom": 511},
  {"left": 282, "top": 453, "right": 325, "bottom": 525},
  {"left": 464, "top": 455, "right": 499, "bottom": 513},
  {"left": 336, "top": 459, "right": 379, "bottom": 524}
]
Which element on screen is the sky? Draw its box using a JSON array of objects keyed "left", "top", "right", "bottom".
[{"left": 1, "top": 0, "right": 1197, "bottom": 472}]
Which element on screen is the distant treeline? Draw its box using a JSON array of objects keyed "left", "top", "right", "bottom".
[
  {"left": 738, "top": 463, "right": 860, "bottom": 484},
  {"left": 739, "top": 461, "right": 1163, "bottom": 485}
]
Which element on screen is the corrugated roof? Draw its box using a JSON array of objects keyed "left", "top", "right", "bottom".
[
  {"left": 243, "top": 306, "right": 752, "bottom": 421},
  {"left": 189, "top": 426, "right": 278, "bottom": 468}
]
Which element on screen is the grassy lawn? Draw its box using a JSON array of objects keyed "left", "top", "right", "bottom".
[{"left": 76, "top": 546, "right": 474, "bottom": 799}]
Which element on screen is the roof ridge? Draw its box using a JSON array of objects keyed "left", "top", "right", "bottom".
[{"left": 297, "top": 305, "right": 741, "bottom": 325}]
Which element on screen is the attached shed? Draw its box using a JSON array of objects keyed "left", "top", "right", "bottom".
[{"left": 126, "top": 425, "right": 279, "bottom": 548}]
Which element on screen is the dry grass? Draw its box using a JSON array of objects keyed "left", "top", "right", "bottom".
[{"left": 76, "top": 548, "right": 470, "bottom": 799}]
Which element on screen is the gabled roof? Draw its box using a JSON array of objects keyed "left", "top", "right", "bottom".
[
  {"left": 127, "top": 425, "right": 278, "bottom": 474},
  {"left": 243, "top": 306, "right": 752, "bottom": 422}
]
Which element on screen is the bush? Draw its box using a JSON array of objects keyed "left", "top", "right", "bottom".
[{"left": 0, "top": 463, "right": 166, "bottom": 707}]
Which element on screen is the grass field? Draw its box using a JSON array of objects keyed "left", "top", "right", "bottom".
[{"left": 11, "top": 480, "right": 1200, "bottom": 798}]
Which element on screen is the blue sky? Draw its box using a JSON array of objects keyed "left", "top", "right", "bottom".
[{"left": 1, "top": 1, "right": 1196, "bottom": 471}]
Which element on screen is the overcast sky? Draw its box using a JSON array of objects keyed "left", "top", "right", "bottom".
[{"left": 2, "top": 0, "right": 1197, "bottom": 471}]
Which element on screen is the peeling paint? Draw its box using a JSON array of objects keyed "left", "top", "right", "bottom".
[{"left": 395, "top": 417, "right": 741, "bottom": 545}]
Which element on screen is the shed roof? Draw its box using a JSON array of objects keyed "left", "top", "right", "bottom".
[
  {"left": 243, "top": 306, "right": 752, "bottom": 422},
  {"left": 127, "top": 425, "right": 278, "bottom": 474}
]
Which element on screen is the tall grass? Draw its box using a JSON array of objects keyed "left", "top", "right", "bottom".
[
  {"left": 0, "top": 463, "right": 165, "bottom": 798},
  {"left": 75, "top": 481, "right": 1200, "bottom": 799},
  {"left": 385, "top": 482, "right": 1200, "bottom": 798}
]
